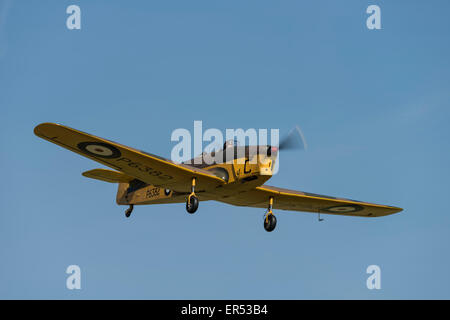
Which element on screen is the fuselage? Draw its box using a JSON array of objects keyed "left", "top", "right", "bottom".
[{"left": 116, "top": 145, "right": 278, "bottom": 205}]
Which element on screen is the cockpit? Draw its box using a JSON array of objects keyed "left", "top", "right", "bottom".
[{"left": 222, "top": 139, "right": 240, "bottom": 150}]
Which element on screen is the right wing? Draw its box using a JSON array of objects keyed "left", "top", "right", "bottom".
[
  {"left": 34, "top": 123, "right": 226, "bottom": 192},
  {"left": 220, "top": 185, "right": 403, "bottom": 217}
]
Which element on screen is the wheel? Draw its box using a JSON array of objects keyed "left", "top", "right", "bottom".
[
  {"left": 186, "top": 195, "right": 199, "bottom": 214},
  {"left": 125, "top": 205, "right": 133, "bottom": 218},
  {"left": 264, "top": 214, "right": 277, "bottom": 232}
]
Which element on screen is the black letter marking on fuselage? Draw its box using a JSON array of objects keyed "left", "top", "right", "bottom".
[{"left": 244, "top": 159, "right": 251, "bottom": 174}]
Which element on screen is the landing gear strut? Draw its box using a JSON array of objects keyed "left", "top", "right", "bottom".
[
  {"left": 186, "top": 177, "right": 199, "bottom": 214},
  {"left": 125, "top": 204, "right": 133, "bottom": 218},
  {"left": 264, "top": 197, "right": 277, "bottom": 232}
]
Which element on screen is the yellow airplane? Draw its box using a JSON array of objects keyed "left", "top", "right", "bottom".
[{"left": 34, "top": 123, "right": 402, "bottom": 232}]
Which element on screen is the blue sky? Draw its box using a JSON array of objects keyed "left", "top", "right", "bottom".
[{"left": 1, "top": 0, "right": 450, "bottom": 299}]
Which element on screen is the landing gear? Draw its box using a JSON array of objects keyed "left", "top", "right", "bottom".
[
  {"left": 264, "top": 213, "right": 277, "bottom": 232},
  {"left": 186, "top": 195, "right": 199, "bottom": 214},
  {"left": 263, "top": 197, "right": 277, "bottom": 232},
  {"left": 125, "top": 204, "right": 133, "bottom": 218},
  {"left": 186, "top": 178, "right": 199, "bottom": 214}
]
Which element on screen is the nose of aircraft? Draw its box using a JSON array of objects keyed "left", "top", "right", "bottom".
[{"left": 258, "top": 150, "right": 274, "bottom": 176}]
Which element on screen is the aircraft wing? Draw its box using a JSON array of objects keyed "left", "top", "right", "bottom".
[
  {"left": 34, "top": 123, "right": 226, "bottom": 192},
  {"left": 82, "top": 169, "right": 135, "bottom": 183},
  {"left": 220, "top": 185, "right": 402, "bottom": 217}
]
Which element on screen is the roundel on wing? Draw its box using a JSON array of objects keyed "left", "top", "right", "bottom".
[
  {"left": 322, "top": 204, "right": 364, "bottom": 213},
  {"left": 77, "top": 142, "right": 122, "bottom": 159}
]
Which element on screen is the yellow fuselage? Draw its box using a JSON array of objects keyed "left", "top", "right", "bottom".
[{"left": 117, "top": 145, "right": 277, "bottom": 205}]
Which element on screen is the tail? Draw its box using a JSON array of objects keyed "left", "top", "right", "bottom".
[
  {"left": 116, "top": 182, "right": 131, "bottom": 205},
  {"left": 82, "top": 168, "right": 135, "bottom": 205},
  {"left": 82, "top": 168, "right": 184, "bottom": 205}
]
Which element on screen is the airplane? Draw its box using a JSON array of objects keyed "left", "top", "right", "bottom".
[{"left": 34, "top": 123, "right": 403, "bottom": 232}]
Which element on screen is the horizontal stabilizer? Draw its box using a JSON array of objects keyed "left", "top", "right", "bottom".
[{"left": 82, "top": 169, "right": 135, "bottom": 183}]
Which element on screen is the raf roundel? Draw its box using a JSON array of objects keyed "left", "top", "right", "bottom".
[
  {"left": 322, "top": 204, "right": 363, "bottom": 213},
  {"left": 77, "top": 142, "right": 121, "bottom": 159}
]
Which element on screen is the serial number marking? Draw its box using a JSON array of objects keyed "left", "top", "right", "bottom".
[{"left": 115, "top": 157, "right": 173, "bottom": 180}]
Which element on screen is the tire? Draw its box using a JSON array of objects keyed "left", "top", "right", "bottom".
[
  {"left": 186, "top": 195, "right": 199, "bottom": 214},
  {"left": 264, "top": 214, "right": 277, "bottom": 232},
  {"left": 125, "top": 205, "right": 133, "bottom": 218}
]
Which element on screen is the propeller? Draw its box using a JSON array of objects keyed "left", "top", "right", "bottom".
[{"left": 278, "top": 125, "right": 307, "bottom": 151}]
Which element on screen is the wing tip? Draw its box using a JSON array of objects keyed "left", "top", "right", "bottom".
[
  {"left": 373, "top": 205, "right": 403, "bottom": 217},
  {"left": 34, "top": 122, "right": 61, "bottom": 137}
]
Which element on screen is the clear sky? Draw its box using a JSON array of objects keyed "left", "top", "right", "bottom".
[{"left": 1, "top": 0, "right": 450, "bottom": 299}]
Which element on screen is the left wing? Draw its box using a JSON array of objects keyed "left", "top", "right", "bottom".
[
  {"left": 34, "top": 123, "right": 226, "bottom": 192},
  {"left": 220, "top": 185, "right": 402, "bottom": 217}
]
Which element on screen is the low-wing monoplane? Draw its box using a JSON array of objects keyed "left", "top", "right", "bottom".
[{"left": 34, "top": 123, "right": 402, "bottom": 232}]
